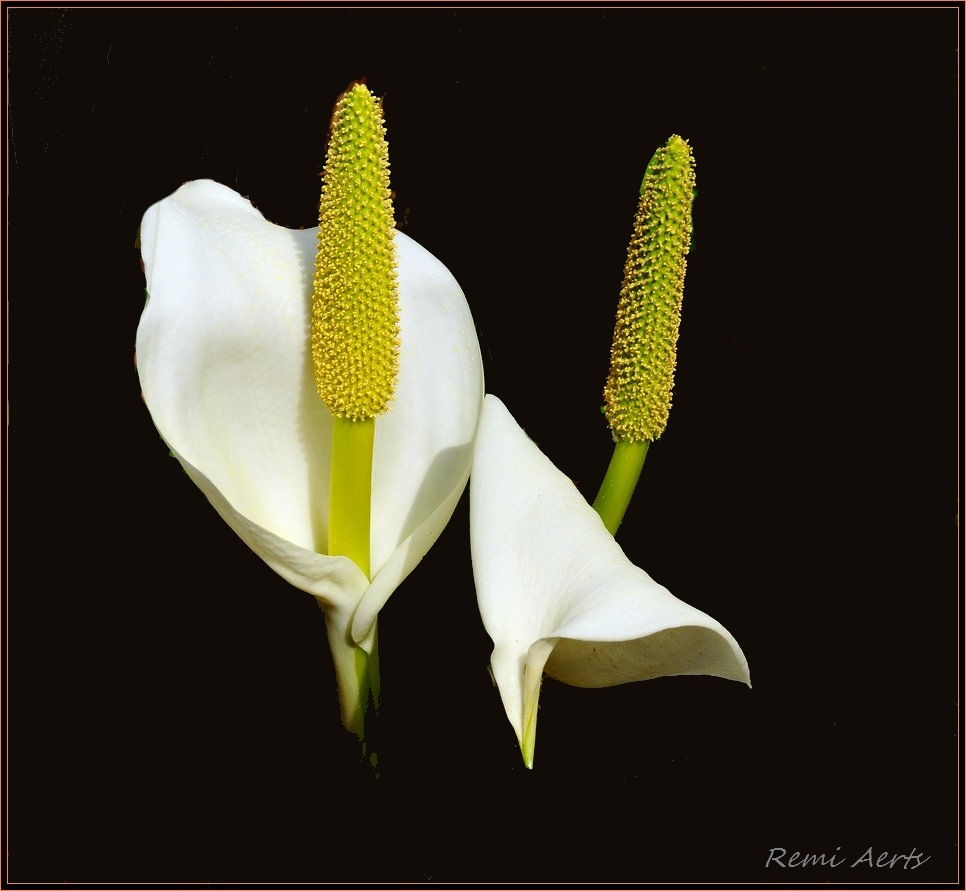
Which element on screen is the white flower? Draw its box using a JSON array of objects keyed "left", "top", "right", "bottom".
[
  {"left": 470, "top": 395, "right": 749, "bottom": 767},
  {"left": 136, "top": 180, "right": 484, "bottom": 730}
]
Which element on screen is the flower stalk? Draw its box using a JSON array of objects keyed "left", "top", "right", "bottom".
[
  {"left": 326, "top": 416, "right": 377, "bottom": 740},
  {"left": 312, "top": 82, "right": 399, "bottom": 739},
  {"left": 328, "top": 418, "right": 375, "bottom": 579},
  {"left": 592, "top": 439, "right": 649, "bottom": 536}
]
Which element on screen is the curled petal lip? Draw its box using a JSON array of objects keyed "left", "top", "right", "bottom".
[
  {"left": 470, "top": 394, "right": 749, "bottom": 765},
  {"left": 136, "top": 179, "right": 484, "bottom": 645}
]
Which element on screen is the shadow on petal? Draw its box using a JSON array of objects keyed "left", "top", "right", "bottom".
[{"left": 546, "top": 626, "right": 751, "bottom": 688}]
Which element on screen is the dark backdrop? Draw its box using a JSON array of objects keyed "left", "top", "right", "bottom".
[{"left": 7, "top": 5, "right": 959, "bottom": 885}]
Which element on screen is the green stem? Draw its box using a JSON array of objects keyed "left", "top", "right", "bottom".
[
  {"left": 329, "top": 417, "right": 374, "bottom": 578},
  {"left": 592, "top": 439, "right": 650, "bottom": 536},
  {"left": 328, "top": 416, "right": 379, "bottom": 739}
]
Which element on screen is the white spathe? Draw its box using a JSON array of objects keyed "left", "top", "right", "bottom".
[
  {"left": 136, "top": 180, "right": 484, "bottom": 728},
  {"left": 470, "top": 395, "right": 749, "bottom": 767}
]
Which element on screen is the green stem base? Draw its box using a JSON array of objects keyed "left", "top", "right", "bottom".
[{"left": 320, "top": 601, "right": 380, "bottom": 766}]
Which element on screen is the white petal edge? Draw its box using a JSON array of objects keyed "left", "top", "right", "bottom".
[
  {"left": 137, "top": 180, "right": 483, "bottom": 643},
  {"left": 470, "top": 394, "right": 749, "bottom": 766}
]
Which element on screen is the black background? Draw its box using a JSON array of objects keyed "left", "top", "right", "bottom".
[{"left": 6, "top": 4, "right": 960, "bottom": 886}]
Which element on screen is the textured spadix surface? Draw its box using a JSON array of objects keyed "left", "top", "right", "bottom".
[
  {"left": 603, "top": 135, "right": 695, "bottom": 442},
  {"left": 470, "top": 395, "right": 749, "bottom": 766},
  {"left": 313, "top": 83, "right": 399, "bottom": 421}
]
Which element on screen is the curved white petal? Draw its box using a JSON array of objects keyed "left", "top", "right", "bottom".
[
  {"left": 470, "top": 395, "right": 749, "bottom": 766},
  {"left": 137, "top": 180, "right": 483, "bottom": 643}
]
